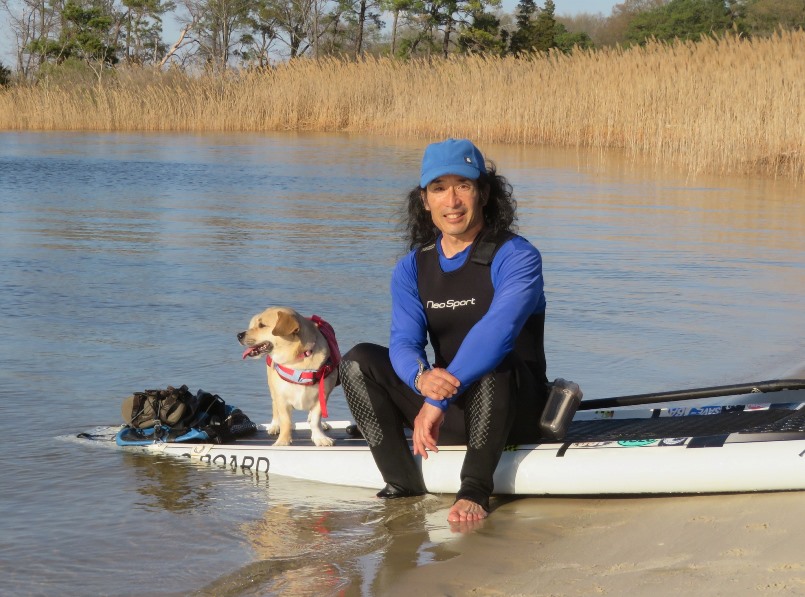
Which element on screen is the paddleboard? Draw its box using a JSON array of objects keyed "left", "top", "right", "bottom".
[{"left": 77, "top": 386, "right": 805, "bottom": 496}]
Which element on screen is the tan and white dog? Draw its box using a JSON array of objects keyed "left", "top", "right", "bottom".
[{"left": 238, "top": 307, "right": 339, "bottom": 447}]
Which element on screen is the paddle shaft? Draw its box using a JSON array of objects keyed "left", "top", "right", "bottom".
[{"left": 578, "top": 378, "right": 805, "bottom": 410}]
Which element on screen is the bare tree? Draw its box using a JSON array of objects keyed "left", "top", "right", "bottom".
[
  {"left": 383, "top": 0, "right": 414, "bottom": 54},
  {"left": 236, "top": 4, "right": 278, "bottom": 67},
  {"left": 1, "top": 0, "right": 57, "bottom": 76},
  {"left": 159, "top": 19, "right": 193, "bottom": 66},
  {"left": 256, "top": 0, "right": 338, "bottom": 58},
  {"left": 180, "top": 0, "right": 254, "bottom": 70},
  {"left": 120, "top": 0, "right": 173, "bottom": 65},
  {"left": 336, "top": 0, "right": 383, "bottom": 56}
]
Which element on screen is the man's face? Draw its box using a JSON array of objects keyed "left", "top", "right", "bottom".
[{"left": 423, "top": 174, "right": 485, "bottom": 244}]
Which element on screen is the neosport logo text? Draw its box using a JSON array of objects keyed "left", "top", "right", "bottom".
[{"left": 426, "top": 298, "right": 476, "bottom": 310}]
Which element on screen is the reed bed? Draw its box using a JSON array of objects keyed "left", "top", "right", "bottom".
[{"left": 2, "top": 30, "right": 804, "bottom": 180}]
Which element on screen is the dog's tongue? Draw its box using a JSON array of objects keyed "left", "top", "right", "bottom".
[{"left": 242, "top": 347, "right": 259, "bottom": 359}]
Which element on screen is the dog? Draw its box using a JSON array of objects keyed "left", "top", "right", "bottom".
[{"left": 238, "top": 307, "right": 339, "bottom": 447}]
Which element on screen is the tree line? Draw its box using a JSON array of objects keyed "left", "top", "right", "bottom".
[{"left": 1, "top": 0, "right": 803, "bottom": 81}]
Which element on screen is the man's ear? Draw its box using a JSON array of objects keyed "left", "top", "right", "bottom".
[{"left": 421, "top": 190, "right": 430, "bottom": 211}]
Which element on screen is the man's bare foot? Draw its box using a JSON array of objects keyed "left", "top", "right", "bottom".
[
  {"left": 448, "top": 498, "right": 488, "bottom": 522},
  {"left": 447, "top": 499, "right": 487, "bottom": 533}
]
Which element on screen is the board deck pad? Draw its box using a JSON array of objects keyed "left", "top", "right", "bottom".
[{"left": 563, "top": 407, "right": 805, "bottom": 442}]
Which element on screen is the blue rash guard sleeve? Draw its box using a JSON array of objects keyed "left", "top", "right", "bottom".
[
  {"left": 389, "top": 250, "right": 429, "bottom": 391},
  {"left": 389, "top": 235, "right": 546, "bottom": 395}
]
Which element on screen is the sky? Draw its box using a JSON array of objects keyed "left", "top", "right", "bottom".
[
  {"left": 1, "top": 0, "right": 620, "bottom": 69},
  {"left": 536, "top": 0, "right": 619, "bottom": 15}
]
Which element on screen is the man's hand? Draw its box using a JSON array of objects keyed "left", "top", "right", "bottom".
[
  {"left": 413, "top": 402, "right": 445, "bottom": 459},
  {"left": 417, "top": 367, "right": 460, "bottom": 400}
]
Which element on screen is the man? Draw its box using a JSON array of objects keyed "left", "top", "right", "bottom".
[{"left": 339, "top": 138, "right": 548, "bottom": 523}]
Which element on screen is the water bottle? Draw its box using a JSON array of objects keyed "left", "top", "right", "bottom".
[{"left": 539, "top": 378, "right": 584, "bottom": 441}]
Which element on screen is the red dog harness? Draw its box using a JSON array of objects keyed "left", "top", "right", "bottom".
[{"left": 265, "top": 315, "right": 341, "bottom": 418}]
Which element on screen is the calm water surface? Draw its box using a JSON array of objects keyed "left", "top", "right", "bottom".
[{"left": 1, "top": 132, "right": 803, "bottom": 596}]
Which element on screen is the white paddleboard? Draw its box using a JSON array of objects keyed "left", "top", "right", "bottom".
[{"left": 78, "top": 387, "right": 805, "bottom": 496}]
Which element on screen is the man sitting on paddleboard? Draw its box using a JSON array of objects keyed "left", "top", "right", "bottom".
[{"left": 339, "top": 138, "right": 548, "bottom": 524}]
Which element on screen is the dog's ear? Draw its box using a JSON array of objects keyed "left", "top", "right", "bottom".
[{"left": 272, "top": 311, "right": 301, "bottom": 337}]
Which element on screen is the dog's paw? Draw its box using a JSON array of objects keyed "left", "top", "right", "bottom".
[
  {"left": 312, "top": 435, "right": 335, "bottom": 447},
  {"left": 267, "top": 422, "right": 281, "bottom": 435},
  {"left": 272, "top": 437, "right": 293, "bottom": 446}
]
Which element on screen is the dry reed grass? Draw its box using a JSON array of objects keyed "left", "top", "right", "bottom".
[{"left": 1, "top": 31, "right": 803, "bottom": 180}]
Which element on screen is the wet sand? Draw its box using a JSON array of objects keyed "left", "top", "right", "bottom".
[{"left": 382, "top": 492, "right": 805, "bottom": 596}]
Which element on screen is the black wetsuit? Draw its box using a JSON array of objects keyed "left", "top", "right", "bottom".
[{"left": 340, "top": 230, "right": 548, "bottom": 509}]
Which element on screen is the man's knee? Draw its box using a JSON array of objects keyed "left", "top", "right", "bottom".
[
  {"left": 342, "top": 342, "right": 387, "bottom": 365},
  {"left": 341, "top": 343, "right": 394, "bottom": 386}
]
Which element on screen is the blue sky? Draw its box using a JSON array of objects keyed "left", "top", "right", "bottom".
[{"left": 529, "top": 0, "right": 618, "bottom": 15}]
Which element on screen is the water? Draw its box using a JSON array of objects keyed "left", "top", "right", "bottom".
[{"left": 1, "top": 131, "right": 803, "bottom": 596}]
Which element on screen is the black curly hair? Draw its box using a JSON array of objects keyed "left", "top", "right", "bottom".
[{"left": 401, "top": 162, "right": 518, "bottom": 251}]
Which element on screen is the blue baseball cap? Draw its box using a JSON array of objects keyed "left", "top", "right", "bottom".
[{"left": 420, "top": 138, "right": 486, "bottom": 188}]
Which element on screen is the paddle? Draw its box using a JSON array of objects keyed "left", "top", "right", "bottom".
[{"left": 578, "top": 378, "right": 805, "bottom": 411}]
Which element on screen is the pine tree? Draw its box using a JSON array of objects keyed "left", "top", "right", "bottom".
[
  {"left": 458, "top": 9, "right": 506, "bottom": 55},
  {"left": 0, "top": 60, "right": 11, "bottom": 85},
  {"left": 509, "top": 0, "right": 537, "bottom": 54},
  {"left": 532, "top": 0, "right": 556, "bottom": 52}
]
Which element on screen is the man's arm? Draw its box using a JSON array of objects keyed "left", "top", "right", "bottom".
[
  {"left": 389, "top": 251, "right": 462, "bottom": 402},
  {"left": 388, "top": 251, "right": 429, "bottom": 390}
]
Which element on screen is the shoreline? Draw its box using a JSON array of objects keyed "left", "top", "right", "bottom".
[{"left": 378, "top": 492, "right": 805, "bottom": 596}]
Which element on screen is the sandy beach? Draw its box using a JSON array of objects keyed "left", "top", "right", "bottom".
[{"left": 381, "top": 491, "right": 805, "bottom": 596}]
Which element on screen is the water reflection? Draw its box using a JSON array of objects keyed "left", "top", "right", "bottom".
[
  {"left": 194, "top": 493, "right": 471, "bottom": 597},
  {"left": 123, "top": 452, "right": 215, "bottom": 512}
]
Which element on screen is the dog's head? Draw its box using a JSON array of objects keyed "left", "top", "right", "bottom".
[{"left": 237, "top": 307, "right": 318, "bottom": 365}]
